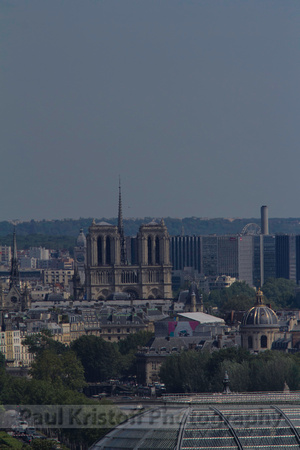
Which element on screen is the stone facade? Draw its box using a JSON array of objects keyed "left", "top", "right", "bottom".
[
  {"left": 86, "top": 219, "right": 172, "bottom": 300},
  {"left": 74, "top": 228, "right": 87, "bottom": 285},
  {"left": 1, "top": 284, "right": 26, "bottom": 312},
  {"left": 240, "top": 289, "right": 280, "bottom": 352},
  {"left": 42, "top": 269, "right": 74, "bottom": 287}
]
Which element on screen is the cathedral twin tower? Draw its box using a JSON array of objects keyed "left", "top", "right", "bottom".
[{"left": 85, "top": 186, "right": 172, "bottom": 300}]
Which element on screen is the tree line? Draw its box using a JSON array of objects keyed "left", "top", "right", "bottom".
[
  {"left": 0, "top": 330, "right": 153, "bottom": 448},
  {"left": 201, "top": 278, "right": 300, "bottom": 313},
  {"left": 2, "top": 217, "right": 300, "bottom": 239},
  {"left": 159, "top": 347, "right": 300, "bottom": 393}
]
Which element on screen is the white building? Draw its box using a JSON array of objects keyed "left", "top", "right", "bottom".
[
  {"left": 0, "top": 330, "right": 33, "bottom": 367},
  {"left": 29, "top": 247, "right": 50, "bottom": 260}
]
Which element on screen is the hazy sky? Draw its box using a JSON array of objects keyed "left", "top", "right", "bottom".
[{"left": 1, "top": 1, "right": 300, "bottom": 221}]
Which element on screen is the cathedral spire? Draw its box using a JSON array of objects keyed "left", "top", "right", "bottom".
[
  {"left": 118, "top": 177, "right": 126, "bottom": 264},
  {"left": 10, "top": 226, "right": 20, "bottom": 289},
  {"left": 118, "top": 176, "right": 123, "bottom": 233}
]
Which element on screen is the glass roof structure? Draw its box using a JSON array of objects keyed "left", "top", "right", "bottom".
[{"left": 90, "top": 394, "right": 300, "bottom": 450}]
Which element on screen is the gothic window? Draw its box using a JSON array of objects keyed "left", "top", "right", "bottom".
[
  {"left": 248, "top": 336, "right": 253, "bottom": 349},
  {"left": 261, "top": 335, "right": 267, "bottom": 348},
  {"left": 106, "top": 236, "right": 111, "bottom": 264},
  {"left": 97, "top": 237, "right": 102, "bottom": 265},
  {"left": 155, "top": 236, "right": 160, "bottom": 264},
  {"left": 148, "top": 237, "right": 152, "bottom": 265}
]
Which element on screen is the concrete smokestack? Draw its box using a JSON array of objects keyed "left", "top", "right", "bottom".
[{"left": 261, "top": 205, "right": 269, "bottom": 235}]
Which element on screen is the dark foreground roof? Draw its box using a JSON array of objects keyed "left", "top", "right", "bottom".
[{"left": 90, "top": 392, "right": 300, "bottom": 449}]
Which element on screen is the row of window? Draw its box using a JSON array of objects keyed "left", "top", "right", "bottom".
[{"left": 248, "top": 335, "right": 268, "bottom": 349}]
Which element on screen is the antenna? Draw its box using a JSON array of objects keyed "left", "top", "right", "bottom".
[{"left": 118, "top": 177, "right": 126, "bottom": 264}]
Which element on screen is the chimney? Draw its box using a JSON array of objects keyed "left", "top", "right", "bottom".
[{"left": 261, "top": 205, "right": 269, "bottom": 235}]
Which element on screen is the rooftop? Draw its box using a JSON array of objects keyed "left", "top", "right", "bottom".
[
  {"left": 91, "top": 392, "right": 300, "bottom": 449},
  {"left": 178, "top": 311, "right": 225, "bottom": 324}
]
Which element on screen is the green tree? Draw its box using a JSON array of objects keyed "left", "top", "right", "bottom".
[
  {"left": 160, "top": 347, "right": 253, "bottom": 393},
  {"left": 118, "top": 331, "right": 153, "bottom": 355},
  {"left": 206, "top": 282, "right": 256, "bottom": 312},
  {"left": 31, "top": 440, "right": 59, "bottom": 450},
  {"left": 159, "top": 350, "right": 210, "bottom": 393},
  {"left": 0, "top": 352, "right": 5, "bottom": 369},
  {"left": 0, "top": 372, "right": 95, "bottom": 405},
  {"left": 262, "top": 278, "right": 296, "bottom": 308},
  {"left": 159, "top": 353, "right": 186, "bottom": 393},
  {"left": 117, "top": 331, "right": 154, "bottom": 376},
  {"left": 226, "top": 281, "right": 256, "bottom": 298},
  {"left": 249, "top": 351, "right": 300, "bottom": 391},
  {"left": 71, "top": 335, "right": 121, "bottom": 382},
  {"left": 216, "top": 360, "right": 251, "bottom": 392},
  {"left": 219, "top": 282, "right": 256, "bottom": 312},
  {"left": 219, "top": 294, "right": 254, "bottom": 313},
  {"left": 30, "top": 349, "right": 86, "bottom": 391},
  {"left": 207, "top": 289, "right": 222, "bottom": 307},
  {"left": 0, "top": 431, "right": 27, "bottom": 449},
  {"left": 22, "top": 330, "right": 67, "bottom": 357},
  {"left": 180, "top": 350, "right": 210, "bottom": 392}
]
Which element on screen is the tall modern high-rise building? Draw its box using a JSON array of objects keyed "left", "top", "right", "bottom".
[
  {"left": 170, "top": 236, "right": 201, "bottom": 272},
  {"left": 215, "top": 236, "right": 253, "bottom": 286},
  {"left": 170, "top": 235, "right": 254, "bottom": 286},
  {"left": 201, "top": 236, "right": 218, "bottom": 276},
  {"left": 170, "top": 231, "right": 300, "bottom": 289},
  {"left": 253, "top": 235, "right": 276, "bottom": 287},
  {"left": 276, "top": 235, "right": 296, "bottom": 281},
  {"left": 217, "top": 236, "right": 239, "bottom": 278},
  {"left": 169, "top": 205, "right": 300, "bottom": 289}
]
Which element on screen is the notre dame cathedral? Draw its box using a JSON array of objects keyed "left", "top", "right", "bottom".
[{"left": 85, "top": 185, "right": 172, "bottom": 300}]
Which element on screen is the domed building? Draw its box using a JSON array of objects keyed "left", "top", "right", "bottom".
[{"left": 240, "top": 288, "right": 279, "bottom": 352}]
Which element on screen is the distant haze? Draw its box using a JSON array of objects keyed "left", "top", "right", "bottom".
[
  {"left": 1, "top": 217, "right": 300, "bottom": 238},
  {"left": 1, "top": 1, "right": 299, "bottom": 221}
]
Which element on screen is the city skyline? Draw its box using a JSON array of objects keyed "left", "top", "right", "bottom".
[{"left": 1, "top": 1, "right": 299, "bottom": 221}]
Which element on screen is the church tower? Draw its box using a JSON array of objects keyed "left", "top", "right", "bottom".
[
  {"left": 10, "top": 228, "right": 19, "bottom": 289},
  {"left": 85, "top": 186, "right": 172, "bottom": 300},
  {"left": 1, "top": 228, "right": 29, "bottom": 312},
  {"left": 136, "top": 218, "right": 172, "bottom": 299},
  {"left": 74, "top": 228, "right": 87, "bottom": 285}
]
